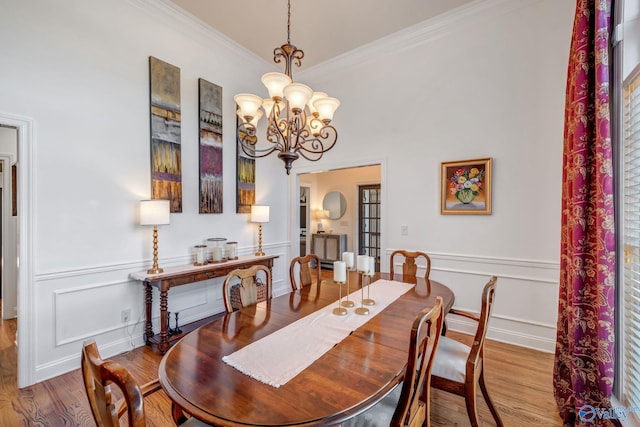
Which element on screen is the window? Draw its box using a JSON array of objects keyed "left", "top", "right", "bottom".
[
  {"left": 616, "top": 1, "right": 640, "bottom": 422},
  {"left": 621, "top": 70, "right": 640, "bottom": 418}
]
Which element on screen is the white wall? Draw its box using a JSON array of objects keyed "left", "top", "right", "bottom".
[
  {"left": 0, "top": 0, "right": 291, "bottom": 384},
  {"left": 294, "top": 0, "right": 573, "bottom": 351},
  {"left": 0, "top": 0, "right": 572, "bottom": 385}
]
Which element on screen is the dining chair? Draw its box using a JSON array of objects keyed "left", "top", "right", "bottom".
[
  {"left": 81, "top": 339, "right": 206, "bottom": 426},
  {"left": 223, "top": 264, "right": 272, "bottom": 313},
  {"left": 431, "top": 276, "right": 503, "bottom": 427},
  {"left": 341, "top": 296, "right": 445, "bottom": 427},
  {"left": 389, "top": 250, "right": 431, "bottom": 281},
  {"left": 289, "top": 253, "right": 322, "bottom": 291}
]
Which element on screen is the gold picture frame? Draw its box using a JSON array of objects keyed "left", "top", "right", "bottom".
[{"left": 441, "top": 158, "right": 492, "bottom": 215}]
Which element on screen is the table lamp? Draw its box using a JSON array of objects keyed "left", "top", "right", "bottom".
[
  {"left": 313, "top": 209, "right": 329, "bottom": 233},
  {"left": 140, "top": 199, "right": 170, "bottom": 274},
  {"left": 250, "top": 205, "right": 270, "bottom": 256}
]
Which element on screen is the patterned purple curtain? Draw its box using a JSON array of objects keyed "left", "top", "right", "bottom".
[{"left": 553, "top": 1, "right": 619, "bottom": 426}]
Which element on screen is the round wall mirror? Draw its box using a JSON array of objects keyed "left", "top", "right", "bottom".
[{"left": 322, "top": 192, "right": 347, "bottom": 220}]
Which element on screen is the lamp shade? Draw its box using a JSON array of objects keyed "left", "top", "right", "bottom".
[
  {"left": 234, "top": 93, "right": 263, "bottom": 120},
  {"left": 236, "top": 108, "right": 263, "bottom": 127},
  {"left": 262, "top": 98, "right": 277, "bottom": 118},
  {"left": 313, "top": 96, "right": 341, "bottom": 122},
  {"left": 261, "top": 72, "right": 292, "bottom": 99},
  {"left": 250, "top": 205, "right": 270, "bottom": 223},
  {"left": 139, "top": 200, "right": 170, "bottom": 225},
  {"left": 283, "top": 83, "right": 313, "bottom": 112},
  {"left": 313, "top": 209, "right": 329, "bottom": 219},
  {"left": 307, "top": 91, "right": 328, "bottom": 115}
]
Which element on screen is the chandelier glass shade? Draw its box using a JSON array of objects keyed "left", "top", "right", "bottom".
[{"left": 234, "top": 0, "right": 340, "bottom": 175}]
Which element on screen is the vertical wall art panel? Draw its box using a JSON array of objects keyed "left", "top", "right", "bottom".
[
  {"left": 236, "top": 108, "right": 255, "bottom": 213},
  {"left": 149, "top": 56, "right": 182, "bottom": 213},
  {"left": 198, "top": 79, "right": 223, "bottom": 213}
]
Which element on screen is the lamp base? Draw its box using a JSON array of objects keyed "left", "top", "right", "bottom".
[
  {"left": 147, "top": 267, "right": 164, "bottom": 274},
  {"left": 255, "top": 251, "right": 265, "bottom": 256}
]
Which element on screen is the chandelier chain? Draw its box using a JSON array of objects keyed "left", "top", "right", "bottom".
[{"left": 287, "top": 0, "right": 291, "bottom": 45}]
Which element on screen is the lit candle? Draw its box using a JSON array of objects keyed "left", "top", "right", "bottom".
[
  {"left": 194, "top": 245, "right": 206, "bottom": 265},
  {"left": 368, "top": 256, "right": 376, "bottom": 277},
  {"left": 212, "top": 246, "right": 223, "bottom": 262},
  {"left": 334, "top": 261, "right": 347, "bottom": 282},
  {"left": 357, "top": 255, "right": 369, "bottom": 273},
  {"left": 342, "top": 252, "right": 354, "bottom": 269}
]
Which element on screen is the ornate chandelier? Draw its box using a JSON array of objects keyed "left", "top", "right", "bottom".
[{"left": 234, "top": 0, "right": 340, "bottom": 175}]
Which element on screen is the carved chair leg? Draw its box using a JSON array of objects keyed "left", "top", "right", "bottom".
[{"left": 479, "top": 370, "right": 504, "bottom": 427}]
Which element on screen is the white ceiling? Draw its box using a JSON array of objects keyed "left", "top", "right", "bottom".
[{"left": 170, "top": 0, "right": 476, "bottom": 70}]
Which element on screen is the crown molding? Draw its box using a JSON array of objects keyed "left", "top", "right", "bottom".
[
  {"left": 299, "top": 0, "right": 543, "bottom": 80},
  {"left": 125, "top": 0, "right": 270, "bottom": 69}
]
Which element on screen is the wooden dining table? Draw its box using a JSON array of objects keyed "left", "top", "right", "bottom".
[{"left": 158, "top": 272, "right": 455, "bottom": 426}]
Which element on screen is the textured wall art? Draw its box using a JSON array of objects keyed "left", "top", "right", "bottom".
[
  {"left": 236, "top": 108, "right": 255, "bottom": 213},
  {"left": 199, "top": 78, "right": 223, "bottom": 213},
  {"left": 149, "top": 56, "right": 182, "bottom": 213}
]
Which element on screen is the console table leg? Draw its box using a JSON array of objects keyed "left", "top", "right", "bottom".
[
  {"left": 144, "top": 283, "right": 153, "bottom": 344},
  {"left": 159, "top": 288, "right": 169, "bottom": 354}
]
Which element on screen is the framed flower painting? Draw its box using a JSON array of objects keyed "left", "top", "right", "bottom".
[{"left": 440, "top": 158, "right": 492, "bottom": 215}]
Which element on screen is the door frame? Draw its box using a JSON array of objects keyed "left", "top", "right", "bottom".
[{"left": 0, "top": 111, "right": 35, "bottom": 388}]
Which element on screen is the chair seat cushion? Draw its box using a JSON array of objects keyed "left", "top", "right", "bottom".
[
  {"left": 230, "top": 281, "right": 267, "bottom": 311},
  {"left": 432, "top": 335, "right": 470, "bottom": 383},
  {"left": 340, "top": 385, "right": 402, "bottom": 427}
]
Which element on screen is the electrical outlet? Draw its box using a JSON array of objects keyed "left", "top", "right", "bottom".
[
  {"left": 121, "top": 309, "right": 131, "bottom": 324},
  {"left": 401, "top": 225, "right": 408, "bottom": 236}
]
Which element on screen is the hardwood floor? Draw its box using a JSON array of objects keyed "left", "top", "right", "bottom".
[{"left": 0, "top": 300, "right": 563, "bottom": 426}]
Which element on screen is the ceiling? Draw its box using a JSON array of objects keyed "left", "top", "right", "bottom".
[{"left": 170, "top": 0, "right": 476, "bottom": 70}]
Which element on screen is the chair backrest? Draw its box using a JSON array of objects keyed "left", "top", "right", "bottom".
[
  {"left": 81, "top": 340, "right": 146, "bottom": 427},
  {"left": 223, "top": 264, "right": 272, "bottom": 313},
  {"left": 289, "top": 254, "right": 321, "bottom": 291},
  {"left": 392, "top": 297, "right": 444, "bottom": 427},
  {"left": 466, "top": 276, "right": 498, "bottom": 371},
  {"left": 389, "top": 250, "right": 431, "bottom": 280}
]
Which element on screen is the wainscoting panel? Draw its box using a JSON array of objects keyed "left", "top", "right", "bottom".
[
  {"left": 35, "top": 241, "right": 291, "bottom": 384},
  {"left": 388, "top": 250, "right": 560, "bottom": 353},
  {"left": 54, "top": 279, "right": 150, "bottom": 346}
]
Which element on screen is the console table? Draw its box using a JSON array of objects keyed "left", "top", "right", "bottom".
[
  {"left": 311, "top": 233, "right": 347, "bottom": 268},
  {"left": 130, "top": 254, "right": 278, "bottom": 354}
]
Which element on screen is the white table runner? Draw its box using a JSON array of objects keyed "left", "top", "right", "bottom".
[{"left": 222, "top": 279, "right": 414, "bottom": 388}]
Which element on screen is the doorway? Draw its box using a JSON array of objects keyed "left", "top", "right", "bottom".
[
  {"left": 0, "top": 127, "right": 18, "bottom": 320},
  {"left": 299, "top": 186, "right": 310, "bottom": 256},
  {"left": 295, "top": 164, "right": 382, "bottom": 268}
]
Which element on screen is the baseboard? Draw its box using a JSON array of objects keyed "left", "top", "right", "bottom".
[{"left": 447, "top": 317, "right": 555, "bottom": 353}]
